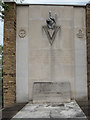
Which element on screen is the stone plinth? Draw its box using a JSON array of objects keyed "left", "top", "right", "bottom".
[{"left": 33, "top": 82, "right": 71, "bottom": 103}]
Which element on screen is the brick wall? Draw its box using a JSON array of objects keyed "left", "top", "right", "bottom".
[
  {"left": 3, "top": 2, "right": 16, "bottom": 107},
  {"left": 86, "top": 3, "right": 90, "bottom": 100}
]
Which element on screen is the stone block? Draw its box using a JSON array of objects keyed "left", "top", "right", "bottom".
[{"left": 33, "top": 82, "right": 71, "bottom": 103}]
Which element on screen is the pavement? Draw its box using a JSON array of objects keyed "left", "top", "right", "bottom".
[
  {"left": 2, "top": 103, "right": 27, "bottom": 120},
  {"left": 12, "top": 101, "right": 87, "bottom": 119},
  {"left": 77, "top": 101, "right": 90, "bottom": 120},
  {"left": 2, "top": 100, "right": 90, "bottom": 120}
]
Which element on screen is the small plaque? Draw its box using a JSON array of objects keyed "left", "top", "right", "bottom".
[{"left": 19, "top": 29, "right": 26, "bottom": 38}]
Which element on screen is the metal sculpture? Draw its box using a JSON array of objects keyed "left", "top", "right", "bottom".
[{"left": 43, "top": 11, "right": 60, "bottom": 45}]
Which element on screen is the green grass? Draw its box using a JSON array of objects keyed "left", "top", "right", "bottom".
[
  {"left": 0, "top": 45, "right": 3, "bottom": 107},
  {"left": 0, "top": 95, "right": 2, "bottom": 107},
  {"left": 0, "top": 58, "right": 2, "bottom": 64},
  {"left": 0, "top": 46, "right": 2, "bottom": 55},
  {"left": 0, "top": 69, "right": 2, "bottom": 77},
  {"left": 0, "top": 60, "right": 2, "bottom": 108},
  {"left": 0, "top": 77, "right": 2, "bottom": 107}
]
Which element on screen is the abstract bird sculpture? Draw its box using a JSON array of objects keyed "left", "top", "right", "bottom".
[{"left": 46, "top": 11, "right": 56, "bottom": 30}]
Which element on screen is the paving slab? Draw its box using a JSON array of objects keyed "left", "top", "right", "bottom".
[{"left": 12, "top": 101, "right": 87, "bottom": 119}]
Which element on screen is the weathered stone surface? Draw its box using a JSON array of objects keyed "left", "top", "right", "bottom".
[
  {"left": 16, "top": 6, "right": 29, "bottom": 103},
  {"left": 74, "top": 7, "right": 87, "bottom": 101},
  {"left": 3, "top": 2, "right": 16, "bottom": 107},
  {"left": 33, "top": 82, "right": 71, "bottom": 103},
  {"left": 12, "top": 101, "right": 87, "bottom": 119}
]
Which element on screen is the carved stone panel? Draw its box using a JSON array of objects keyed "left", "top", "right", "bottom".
[
  {"left": 19, "top": 29, "right": 26, "bottom": 38},
  {"left": 77, "top": 29, "right": 84, "bottom": 38}
]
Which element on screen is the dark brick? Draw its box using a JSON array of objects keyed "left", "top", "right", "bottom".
[{"left": 86, "top": 4, "right": 90, "bottom": 100}]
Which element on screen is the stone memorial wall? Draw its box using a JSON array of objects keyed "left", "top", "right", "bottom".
[
  {"left": 16, "top": 5, "right": 87, "bottom": 102},
  {"left": 3, "top": 2, "right": 89, "bottom": 107}
]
